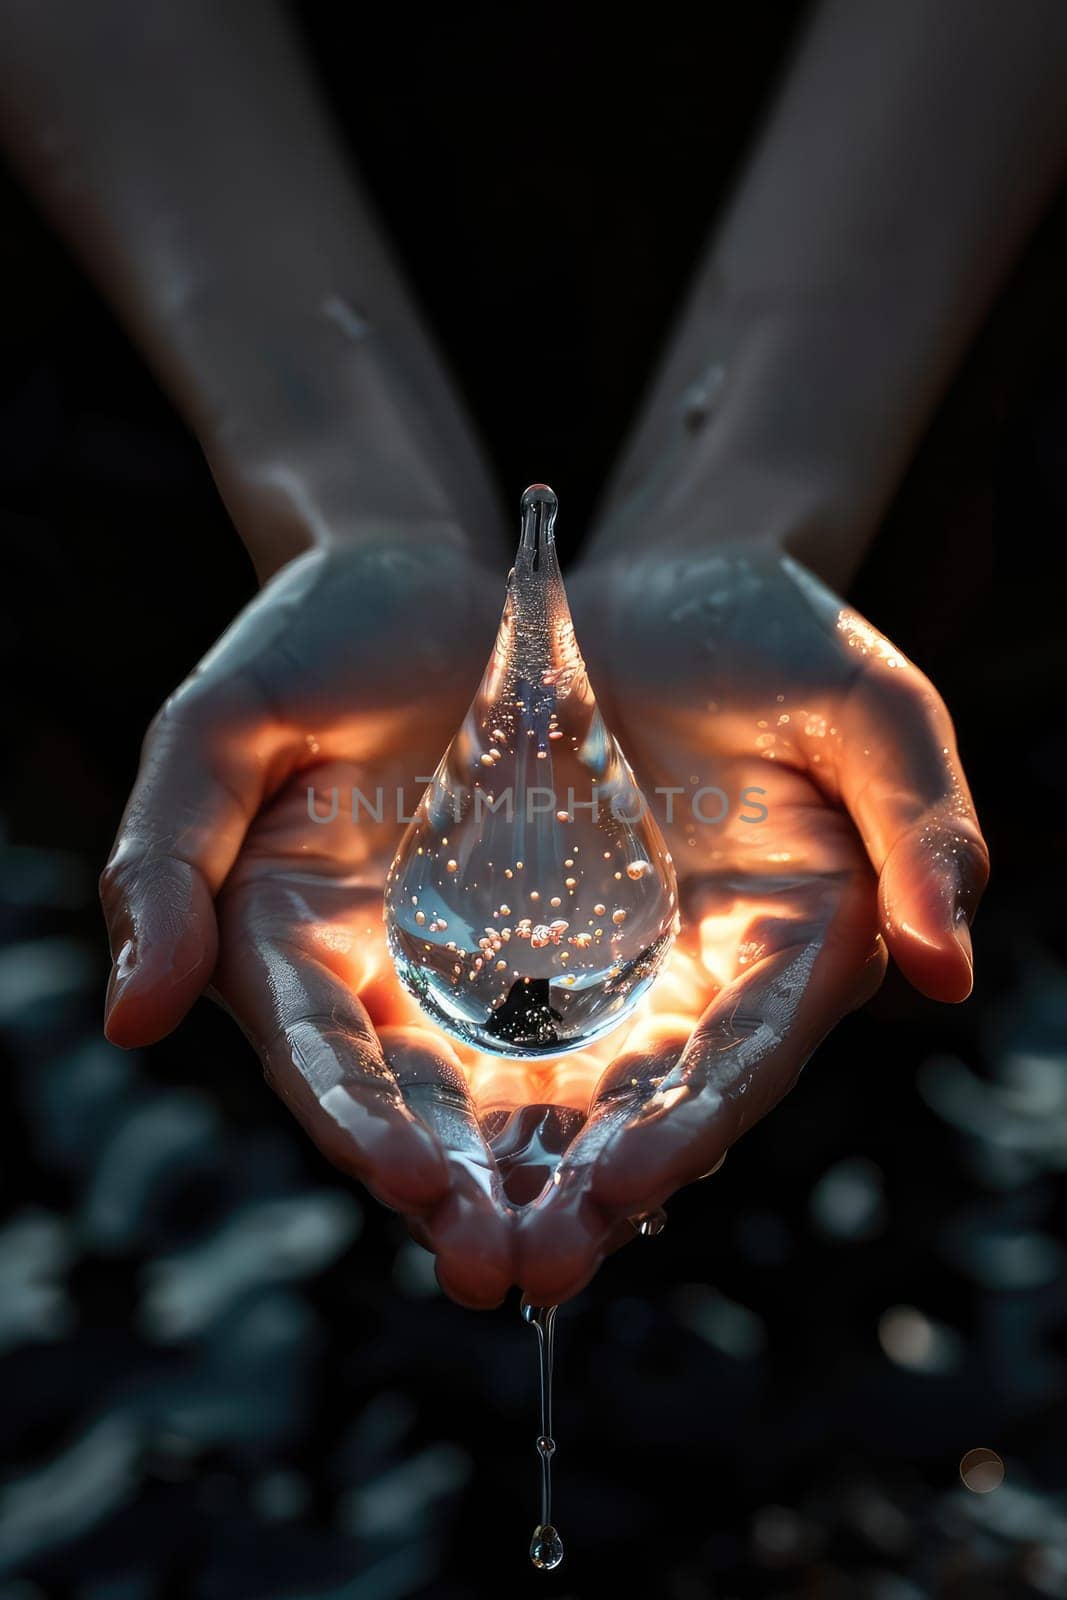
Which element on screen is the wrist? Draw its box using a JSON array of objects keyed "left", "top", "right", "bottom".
[
  {"left": 592, "top": 444, "right": 863, "bottom": 594},
  {"left": 177, "top": 290, "right": 501, "bottom": 583},
  {"left": 593, "top": 286, "right": 937, "bottom": 590},
  {"left": 208, "top": 447, "right": 485, "bottom": 586},
  {"left": 202, "top": 435, "right": 446, "bottom": 582}
]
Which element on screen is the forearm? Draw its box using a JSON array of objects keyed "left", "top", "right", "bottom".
[
  {"left": 593, "top": 0, "right": 1067, "bottom": 586},
  {"left": 0, "top": 0, "right": 504, "bottom": 578}
]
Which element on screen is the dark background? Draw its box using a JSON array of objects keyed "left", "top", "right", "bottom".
[{"left": 2, "top": 4, "right": 1067, "bottom": 1597}]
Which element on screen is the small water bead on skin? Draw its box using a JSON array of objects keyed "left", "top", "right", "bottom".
[
  {"left": 632, "top": 1207, "right": 668, "bottom": 1237},
  {"left": 384, "top": 485, "right": 679, "bottom": 1057}
]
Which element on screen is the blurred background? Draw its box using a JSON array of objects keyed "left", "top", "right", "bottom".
[{"left": 1, "top": 4, "right": 1066, "bottom": 1596}]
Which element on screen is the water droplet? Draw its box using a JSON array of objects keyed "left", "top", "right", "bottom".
[
  {"left": 529, "top": 1524, "right": 565, "bottom": 1570},
  {"left": 385, "top": 485, "right": 678, "bottom": 1056},
  {"left": 634, "top": 1208, "right": 667, "bottom": 1237}
]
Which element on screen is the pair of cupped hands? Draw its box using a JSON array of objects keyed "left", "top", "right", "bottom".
[{"left": 100, "top": 485, "right": 988, "bottom": 1309}]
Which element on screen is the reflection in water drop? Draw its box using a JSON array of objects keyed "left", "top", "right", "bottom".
[
  {"left": 385, "top": 485, "right": 678, "bottom": 1057},
  {"left": 522, "top": 1300, "right": 563, "bottom": 1570}
]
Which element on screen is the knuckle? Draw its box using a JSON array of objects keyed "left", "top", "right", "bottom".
[
  {"left": 145, "top": 678, "right": 217, "bottom": 748},
  {"left": 870, "top": 660, "right": 943, "bottom": 729}
]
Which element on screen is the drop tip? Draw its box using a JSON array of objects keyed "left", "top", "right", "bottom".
[
  {"left": 521, "top": 483, "right": 557, "bottom": 513},
  {"left": 519, "top": 485, "right": 558, "bottom": 563}
]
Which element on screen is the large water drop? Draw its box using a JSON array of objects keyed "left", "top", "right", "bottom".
[
  {"left": 529, "top": 1524, "right": 565, "bottom": 1570},
  {"left": 385, "top": 484, "right": 678, "bottom": 1057}
]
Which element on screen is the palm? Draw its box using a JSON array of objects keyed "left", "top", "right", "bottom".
[
  {"left": 510, "top": 545, "right": 983, "bottom": 1301},
  {"left": 583, "top": 542, "right": 879, "bottom": 1052},
  {"left": 104, "top": 534, "right": 985, "bottom": 1308},
  {"left": 104, "top": 535, "right": 535, "bottom": 1305},
  {"left": 209, "top": 546, "right": 867, "bottom": 1294}
]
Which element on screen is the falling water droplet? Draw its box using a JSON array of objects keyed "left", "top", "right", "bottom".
[
  {"left": 530, "top": 1524, "right": 565, "bottom": 1570},
  {"left": 385, "top": 484, "right": 678, "bottom": 1056},
  {"left": 522, "top": 1300, "right": 563, "bottom": 1570}
]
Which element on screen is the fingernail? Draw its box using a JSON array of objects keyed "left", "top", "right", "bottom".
[
  {"left": 952, "top": 915, "right": 974, "bottom": 983},
  {"left": 115, "top": 936, "right": 137, "bottom": 979},
  {"left": 104, "top": 937, "right": 137, "bottom": 1031}
]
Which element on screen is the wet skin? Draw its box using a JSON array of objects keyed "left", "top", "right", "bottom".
[{"left": 101, "top": 527, "right": 987, "bottom": 1308}]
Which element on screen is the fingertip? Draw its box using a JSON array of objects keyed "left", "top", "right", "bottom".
[
  {"left": 434, "top": 1252, "right": 511, "bottom": 1310},
  {"left": 516, "top": 1198, "right": 608, "bottom": 1306},
  {"left": 879, "top": 862, "right": 976, "bottom": 1003},
  {"left": 103, "top": 946, "right": 215, "bottom": 1046},
  {"left": 885, "top": 919, "right": 974, "bottom": 1004},
  {"left": 953, "top": 919, "right": 975, "bottom": 992},
  {"left": 102, "top": 1011, "right": 137, "bottom": 1050},
  {"left": 935, "top": 919, "right": 975, "bottom": 1003},
  {"left": 878, "top": 827, "right": 984, "bottom": 1005},
  {"left": 101, "top": 859, "right": 219, "bottom": 1045},
  {"left": 432, "top": 1199, "right": 513, "bottom": 1307},
  {"left": 427, "top": 1174, "right": 515, "bottom": 1309},
  {"left": 378, "top": 1023, "right": 516, "bottom": 1304},
  {"left": 102, "top": 986, "right": 150, "bottom": 1049}
]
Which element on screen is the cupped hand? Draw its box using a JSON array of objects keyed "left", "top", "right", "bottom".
[
  {"left": 514, "top": 537, "right": 989, "bottom": 1302},
  {"left": 101, "top": 519, "right": 988, "bottom": 1313},
  {"left": 100, "top": 528, "right": 521, "bottom": 1307}
]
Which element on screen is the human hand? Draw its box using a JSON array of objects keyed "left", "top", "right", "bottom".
[
  {"left": 100, "top": 507, "right": 988, "bottom": 1313},
  {"left": 100, "top": 529, "right": 525, "bottom": 1307},
  {"left": 513, "top": 535, "right": 988, "bottom": 1302}
]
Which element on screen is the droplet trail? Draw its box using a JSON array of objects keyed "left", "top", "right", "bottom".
[{"left": 522, "top": 1301, "right": 563, "bottom": 1570}]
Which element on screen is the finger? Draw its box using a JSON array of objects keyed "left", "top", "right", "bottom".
[
  {"left": 515, "top": 868, "right": 882, "bottom": 1301},
  {"left": 513, "top": 1028, "right": 690, "bottom": 1304},
  {"left": 587, "top": 867, "right": 883, "bottom": 1219},
  {"left": 830, "top": 647, "right": 989, "bottom": 1002},
  {"left": 212, "top": 923, "right": 449, "bottom": 1216},
  {"left": 380, "top": 1026, "right": 514, "bottom": 1310},
  {"left": 101, "top": 672, "right": 290, "bottom": 1046}
]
